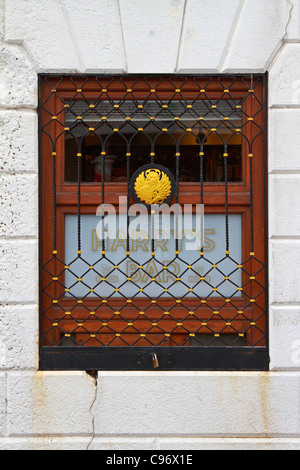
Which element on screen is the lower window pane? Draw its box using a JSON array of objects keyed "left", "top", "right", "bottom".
[{"left": 64, "top": 213, "right": 242, "bottom": 300}]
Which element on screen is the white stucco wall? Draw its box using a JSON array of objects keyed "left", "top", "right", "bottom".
[{"left": 0, "top": 0, "right": 300, "bottom": 450}]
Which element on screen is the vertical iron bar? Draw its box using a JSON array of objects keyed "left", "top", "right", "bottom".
[
  {"left": 151, "top": 208, "right": 155, "bottom": 254},
  {"left": 101, "top": 149, "right": 106, "bottom": 253},
  {"left": 224, "top": 145, "right": 229, "bottom": 253},
  {"left": 127, "top": 148, "right": 131, "bottom": 253},
  {"left": 249, "top": 152, "right": 254, "bottom": 253},
  {"left": 53, "top": 150, "right": 57, "bottom": 252},
  {"left": 200, "top": 144, "right": 204, "bottom": 253},
  {"left": 175, "top": 150, "right": 180, "bottom": 253},
  {"left": 77, "top": 151, "right": 82, "bottom": 254},
  {"left": 150, "top": 149, "right": 155, "bottom": 254}
]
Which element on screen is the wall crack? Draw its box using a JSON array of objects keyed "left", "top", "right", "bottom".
[
  {"left": 264, "top": 0, "right": 296, "bottom": 72},
  {"left": 284, "top": 0, "right": 295, "bottom": 41},
  {"left": 86, "top": 371, "right": 98, "bottom": 451}
]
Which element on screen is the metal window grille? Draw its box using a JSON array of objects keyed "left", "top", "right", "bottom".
[{"left": 39, "top": 75, "right": 268, "bottom": 371}]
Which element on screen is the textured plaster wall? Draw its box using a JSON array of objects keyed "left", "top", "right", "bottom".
[{"left": 0, "top": 0, "right": 300, "bottom": 450}]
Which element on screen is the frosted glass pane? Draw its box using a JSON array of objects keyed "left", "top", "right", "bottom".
[{"left": 64, "top": 214, "right": 242, "bottom": 299}]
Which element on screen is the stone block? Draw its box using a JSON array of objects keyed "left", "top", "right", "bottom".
[
  {"left": 0, "top": 239, "right": 38, "bottom": 303},
  {"left": 269, "top": 175, "right": 300, "bottom": 237},
  {"left": 269, "top": 109, "right": 300, "bottom": 172},
  {"left": 0, "top": 373, "right": 6, "bottom": 437},
  {"left": 0, "top": 437, "right": 90, "bottom": 450},
  {"left": 62, "top": 0, "right": 126, "bottom": 72},
  {"left": 269, "top": 240, "right": 300, "bottom": 304},
  {"left": 0, "top": 111, "right": 38, "bottom": 173},
  {"left": 285, "top": 0, "right": 300, "bottom": 41},
  {"left": 90, "top": 438, "right": 157, "bottom": 451},
  {"left": 269, "top": 306, "right": 300, "bottom": 370},
  {"left": 4, "top": 0, "right": 80, "bottom": 72},
  {"left": 0, "top": 0, "right": 3, "bottom": 42},
  {"left": 0, "top": 304, "right": 38, "bottom": 370},
  {"left": 93, "top": 372, "right": 300, "bottom": 436},
  {"left": 7, "top": 372, "right": 95, "bottom": 436},
  {"left": 119, "top": 0, "right": 185, "bottom": 73},
  {"left": 159, "top": 437, "right": 300, "bottom": 450},
  {"left": 223, "top": 0, "right": 289, "bottom": 72},
  {"left": 0, "top": 44, "right": 37, "bottom": 109},
  {"left": 0, "top": 174, "right": 38, "bottom": 238},
  {"left": 178, "top": 0, "right": 242, "bottom": 72},
  {"left": 269, "top": 43, "right": 300, "bottom": 106}
]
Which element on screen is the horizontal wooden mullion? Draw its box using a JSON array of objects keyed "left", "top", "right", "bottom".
[
  {"left": 51, "top": 305, "right": 255, "bottom": 322},
  {"left": 56, "top": 193, "right": 251, "bottom": 207}
]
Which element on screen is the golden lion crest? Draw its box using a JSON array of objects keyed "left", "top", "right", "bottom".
[{"left": 134, "top": 168, "right": 172, "bottom": 205}]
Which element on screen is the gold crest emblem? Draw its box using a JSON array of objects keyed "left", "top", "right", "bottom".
[{"left": 134, "top": 168, "right": 172, "bottom": 206}]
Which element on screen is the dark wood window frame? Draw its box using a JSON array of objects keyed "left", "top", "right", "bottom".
[{"left": 39, "top": 74, "right": 268, "bottom": 371}]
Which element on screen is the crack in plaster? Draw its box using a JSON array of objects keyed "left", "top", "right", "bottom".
[
  {"left": 86, "top": 371, "right": 98, "bottom": 451},
  {"left": 266, "top": 0, "right": 296, "bottom": 72},
  {"left": 284, "top": 0, "right": 295, "bottom": 40}
]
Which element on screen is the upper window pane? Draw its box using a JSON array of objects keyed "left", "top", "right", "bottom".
[{"left": 64, "top": 99, "right": 243, "bottom": 183}]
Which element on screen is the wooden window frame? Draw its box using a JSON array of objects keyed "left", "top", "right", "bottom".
[{"left": 39, "top": 75, "right": 268, "bottom": 371}]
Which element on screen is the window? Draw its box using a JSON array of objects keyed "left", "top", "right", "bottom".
[{"left": 39, "top": 75, "right": 268, "bottom": 371}]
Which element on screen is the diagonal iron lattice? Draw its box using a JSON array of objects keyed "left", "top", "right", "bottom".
[{"left": 39, "top": 75, "right": 268, "bottom": 369}]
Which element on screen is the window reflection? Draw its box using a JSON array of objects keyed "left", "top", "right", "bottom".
[{"left": 64, "top": 100, "right": 242, "bottom": 183}]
